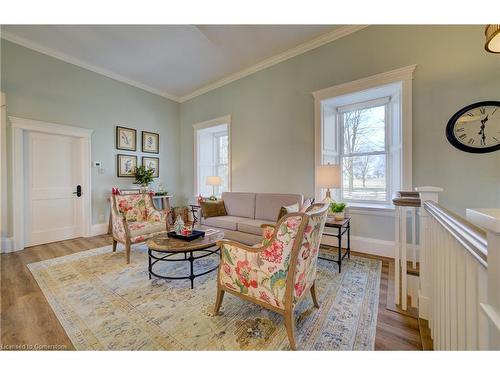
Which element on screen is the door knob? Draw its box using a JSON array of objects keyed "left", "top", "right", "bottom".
[{"left": 73, "top": 185, "right": 82, "bottom": 197}]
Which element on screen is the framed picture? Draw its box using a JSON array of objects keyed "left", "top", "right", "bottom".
[
  {"left": 117, "top": 154, "right": 137, "bottom": 177},
  {"left": 142, "top": 131, "right": 159, "bottom": 154},
  {"left": 116, "top": 126, "right": 137, "bottom": 151},
  {"left": 142, "top": 156, "right": 159, "bottom": 178}
]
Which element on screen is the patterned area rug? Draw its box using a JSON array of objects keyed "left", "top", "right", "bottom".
[{"left": 28, "top": 245, "right": 381, "bottom": 350}]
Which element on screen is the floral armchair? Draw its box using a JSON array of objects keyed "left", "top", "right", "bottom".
[
  {"left": 110, "top": 193, "right": 168, "bottom": 263},
  {"left": 213, "top": 203, "right": 328, "bottom": 350}
]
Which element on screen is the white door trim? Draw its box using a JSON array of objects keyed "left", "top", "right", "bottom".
[{"left": 9, "top": 116, "right": 93, "bottom": 251}]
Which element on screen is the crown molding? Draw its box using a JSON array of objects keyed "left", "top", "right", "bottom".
[
  {"left": 312, "top": 63, "right": 417, "bottom": 101},
  {"left": 178, "top": 25, "right": 369, "bottom": 102},
  {"left": 1, "top": 31, "right": 181, "bottom": 102},
  {"left": 2, "top": 25, "right": 369, "bottom": 104}
]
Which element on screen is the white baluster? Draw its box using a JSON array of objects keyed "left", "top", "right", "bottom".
[
  {"left": 401, "top": 206, "right": 407, "bottom": 311},
  {"left": 412, "top": 207, "right": 417, "bottom": 268},
  {"left": 394, "top": 205, "right": 400, "bottom": 305}
]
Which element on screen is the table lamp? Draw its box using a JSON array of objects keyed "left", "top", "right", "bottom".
[
  {"left": 316, "top": 164, "right": 341, "bottom": 204},
  {"left": 206, "top": 176, "right": 222, "bottom": 200}
]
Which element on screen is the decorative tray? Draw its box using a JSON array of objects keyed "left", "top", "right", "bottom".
[{"left": 167, "top": 230, "right": 205, "bottom": 242}]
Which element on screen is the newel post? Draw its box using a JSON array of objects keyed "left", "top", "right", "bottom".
[
  {"left": 467, "top": 208, "right": 500, "bottom": 350},
  {"left": 415, "top": 186, "right": 443, "bottom": 320}
]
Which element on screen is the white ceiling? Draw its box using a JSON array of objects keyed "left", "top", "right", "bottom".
[{"left": 1, "top": 25, "right": 364, "bottom": 102}]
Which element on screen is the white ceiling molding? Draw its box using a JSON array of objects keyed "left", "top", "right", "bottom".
[
  {"left": 178, "top": 25, "right": 369, "bottom": 102},
  {"left": 1, "top": 31, "right": 179, "bottom": 102},
  {"left": 1, "top": 25, "right": 369, "bottom": 103}
]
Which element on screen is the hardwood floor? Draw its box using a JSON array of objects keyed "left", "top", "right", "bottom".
[{"left": 1, "top": 236, "right": 423, "bottom": 350}]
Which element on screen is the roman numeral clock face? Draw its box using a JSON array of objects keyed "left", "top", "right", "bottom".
[{"left": 446, "top": 101, "right": 500, "bottom": 153}]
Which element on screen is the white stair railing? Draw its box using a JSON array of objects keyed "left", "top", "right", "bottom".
[{"left": 418, "top": 198, "right": 500, "bottom": 350}]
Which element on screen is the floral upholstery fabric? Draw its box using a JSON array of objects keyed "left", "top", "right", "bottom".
[
  {"left": 219, "top": 216, "right": 303, "bottom": 309},
  {"left": 110, "top": 194, "right": 168, "bottom": 244},
  {"left": 292, "top": 208, "right": 327, "bottom": 304},
  {"left": 116, "top": 194, "right": 148, "bottom": 222}
]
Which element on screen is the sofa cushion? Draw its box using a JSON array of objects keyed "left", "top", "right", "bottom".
[
  {"left": 221, "top": 192, "right": 256, "bottom": 219},
  {"left": 201, "top": 215, "right": 248, "bottom": 231},
  {"left": 237, "top": 219, "right": 275, "bottom": 236},
  {"left": 254, "top": 193, "right": 303, "bottom": 222}
]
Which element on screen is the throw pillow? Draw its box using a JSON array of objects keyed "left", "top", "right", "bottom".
[
  {"left": 300, "top": 197, "right": 314, "bottom": 212},
  {"left": 277, "top": 203, "right": 300, "bottom": 221},
  {"left": 200, "top": 200, "right": 227, "bottom": 219}
]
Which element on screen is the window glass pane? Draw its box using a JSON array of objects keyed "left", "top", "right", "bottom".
[
  {"left": 343, "top": 105, "right": 385, "bottom": 154},
  {"left": 218, "top": 135, "right": 228, "bottom": 164},
  {"left": 342, "top": 154, "right": 386, "bottom": 201}
]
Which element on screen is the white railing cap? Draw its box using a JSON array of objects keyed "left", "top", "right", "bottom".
[{"left": 415, "top": 186, "right": 444, "bottom": 193}]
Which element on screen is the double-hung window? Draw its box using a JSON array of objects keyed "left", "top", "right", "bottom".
[
  {"left": 193, "top": 116, "right": 231, "bottom": 198},
  {"left": 338, "top": 98, "right": 390, "bottom": 203},
  {"left": 316, "top": 73, "right": 414, "bottom": 208}
]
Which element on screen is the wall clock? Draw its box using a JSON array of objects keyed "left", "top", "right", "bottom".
[{"left": 446, "top": 101, "right": 500, "bottom": 153}]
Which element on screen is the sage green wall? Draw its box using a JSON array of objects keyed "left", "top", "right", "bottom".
[
  {"left": 179, "top": 25, "right": 500, "bottom": 241},
  {"left": 1, "top": 39, "right": 180, "bottom": 229}
]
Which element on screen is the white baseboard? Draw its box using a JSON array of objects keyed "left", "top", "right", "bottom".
[
  {"left": 321, "top": 233, "right": 420, "bottom": 259},
  {"left": 321, "top": 233, "right": 395, "bottom": 258},
  {"left": 1, "top": 237, "right": 14, "bottom": 253},
  {"left": 90, "top": 223, "right": 108, "bottom": 236}
]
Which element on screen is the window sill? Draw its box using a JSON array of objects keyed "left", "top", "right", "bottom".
[{"left": 346, "top": 202, "right": 395, "bottom": 217}]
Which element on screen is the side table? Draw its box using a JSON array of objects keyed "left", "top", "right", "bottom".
[{"left": 319, "top": 217, "right": 351, "bottom": 273}]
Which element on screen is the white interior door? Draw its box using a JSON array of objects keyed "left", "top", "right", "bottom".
[{"left": 26, "top": 132, "right": 83, "bottom": 246}]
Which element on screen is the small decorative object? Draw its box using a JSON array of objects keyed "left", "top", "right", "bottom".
[
  {"left": 111, "top": 187, "right": 120, "bottom": 195},
  {"left": 134, "top": 165, "right": 155, "bottom": 192},
  {"left": 117, "top": 154, "right": 137, "bottom": 177},
  {"left": 116, "top": 126, "right": 137, "bottom": 151},
  {"left": 484, "top": 25, "right": 500, "bottom": 54},
  {"left": 142, "top": 131, "right": 159, "bottom": 154},
  {"left": 197, "top": 194, "right": 204, "bottom": 205},
  {"left": 174, "top": 215, "right": 184, "bottom": 234},
  {"left": 329, "top": 202, "right": 347, "bottom": 221},
  {"left": 142, "top": 157, "right": 159, "bottom": 178},
  {"left": 206, "top": 175, "right": 222, "bottom": 200},
  {"left": 446, "top": 101, "right": 500, "bottom": 154},
  {"left": 181, "top": 225, "right": 192, "bottom": 236}
]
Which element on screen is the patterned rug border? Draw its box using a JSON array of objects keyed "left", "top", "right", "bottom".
[{"left": 27, "top": 245, "right": 382, "bottom": 351}]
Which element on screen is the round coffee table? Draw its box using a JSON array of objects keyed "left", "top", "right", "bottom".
[{"left": 146, "top": 230, "right": 224, "bottom": 289}]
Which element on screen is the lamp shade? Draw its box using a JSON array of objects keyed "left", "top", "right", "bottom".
[
  {"left": 485, "top": 25, "right": 500, "bottom": 54},
  {"left": 206, "top": 175, "right": 222, "bottom": 186},
  {"left": 316, "top": 164, "right": 341, "bottom": 188}
]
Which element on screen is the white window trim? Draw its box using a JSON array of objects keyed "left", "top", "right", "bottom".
[
  {"left": 313, "top": 64, "right": 416, "bottom": 210},
  {"left": 192, "top": 115, "right": 232, "bottom": 197}
]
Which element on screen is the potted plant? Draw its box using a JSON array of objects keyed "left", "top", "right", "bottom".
[
  {"left": 134, "top": 165, "right": 155, "bottom": 193},
  {"left": 329, "top": 202, "right": 347, "bottom": 221}
]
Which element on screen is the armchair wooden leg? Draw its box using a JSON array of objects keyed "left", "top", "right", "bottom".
[
  {"left": 213, "top": 285, "right": 225, "bottom": 315},
  {"left": 112, "top": 239, "right": 117, "bottom": 252},
  {"left": 284, "top": 309, "right": 297, "bottom": 350},
  {"left": 125, "top": 242, "right": 131, "bottom": 264},
  {"left": 310, "top": 281, "right": 320, "bottom": 308}
]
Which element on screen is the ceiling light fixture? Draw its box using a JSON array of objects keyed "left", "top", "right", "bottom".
[{"left": 485, "top": 25, "right": 500, "bottom": 54}]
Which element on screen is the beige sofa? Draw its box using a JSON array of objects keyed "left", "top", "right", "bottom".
[{"left": 200, "top": 192, "right": 304, "bottom": 245}]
